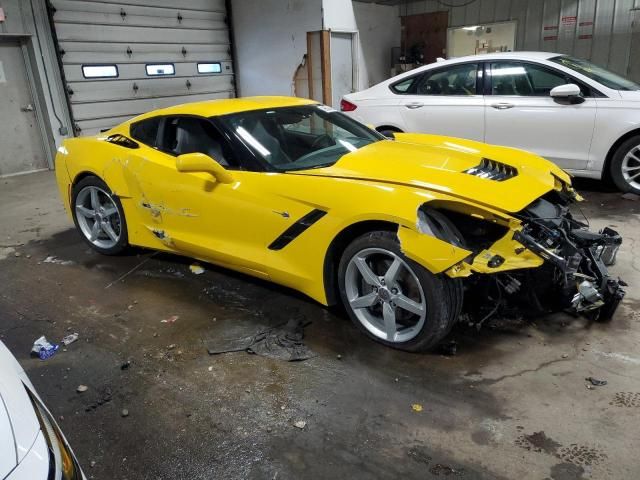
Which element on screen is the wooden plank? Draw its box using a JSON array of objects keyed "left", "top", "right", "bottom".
[
  {"left": 320, "top": 30, "right": 331, "bottom": 105},
  {"left": 307, "top": 32, "right": 314, "bottom": 100}
]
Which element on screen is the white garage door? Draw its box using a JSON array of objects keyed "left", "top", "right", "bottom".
[{"left": 50, "top": 0, "right": 235, "bottom": 136}]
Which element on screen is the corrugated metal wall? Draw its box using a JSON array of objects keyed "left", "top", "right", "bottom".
[{"left": 401, "top": 0, "right": 640, "bottom": 78}]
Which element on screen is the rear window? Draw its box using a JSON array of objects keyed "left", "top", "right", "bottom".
[{"left": 130, "top": 117, "right": 161, "bottom": 147}]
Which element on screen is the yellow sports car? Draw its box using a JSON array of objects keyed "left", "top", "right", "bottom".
[{"left": 55, "top": 96, "right": 625, "bottom": 351}]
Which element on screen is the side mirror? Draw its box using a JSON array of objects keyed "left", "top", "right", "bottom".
[
  {"left": 550, "top": 83, "right": 582, "bottom": 99},
  {"left": 176, "top": 152, "right": 234, "bottom": 184}
]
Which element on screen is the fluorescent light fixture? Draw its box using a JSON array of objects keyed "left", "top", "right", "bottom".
[
  {"left": 492, "top": 66, "right": 527, "bottom": 76},
  {"left": 462, "top": 26, "right": 481, "bottom": 31},
  {"left": 236, "top": 126, "right": 271, "bottom": 157},
  {"left": 82, "top": 65, "right": 118, "bottom": 78},
  {"left": 197, "top": 62, "right": 222, "bottom": 74},
  {"left": 145, "top": 64, "right": 175, "bottom": 76}
]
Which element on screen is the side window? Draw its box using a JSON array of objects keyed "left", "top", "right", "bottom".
[
  {"left": 130, "top": 117, "right": 161, "bottom": 147},
  {"left": 491, "top": 62, "right": 586, "bottom": 96},
  {"left": 413, "top": 63, "right": 478, "bottom": 96},
  {"left": 160, "top": 116, "right": 236, "bottom": 168},
  {"left": 390, "top": 76, "right": 416, "bottom": 94}
]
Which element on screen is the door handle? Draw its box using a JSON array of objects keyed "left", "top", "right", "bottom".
[
  {"left": 20, "top": 104, "right": 34, "bottom": 112},
  {"left": 405, "top": 102, "right": 424, "bottom": 109},
  {"left": 491, "top": 102, "right": 514, "bottom": 110}
]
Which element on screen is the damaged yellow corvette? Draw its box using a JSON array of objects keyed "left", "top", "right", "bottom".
[{"left": 55, "top": 96, "right": 625, "bottom": 351}]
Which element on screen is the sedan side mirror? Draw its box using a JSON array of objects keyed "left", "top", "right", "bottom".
[
  {"left": 176, "top": 152, "right": 234, "bottom": 184},
  {"left": 550, "top": 84, "right": 583, "bottom": 103}
]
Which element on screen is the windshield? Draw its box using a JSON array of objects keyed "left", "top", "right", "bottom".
[
  {"left": 218, "top": 105, "right": 383, "bottom": 171},
  {"left": 550, "top": 55, "right": 640, "bottom": 91}
]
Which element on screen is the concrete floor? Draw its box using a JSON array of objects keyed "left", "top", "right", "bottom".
[{"left": 1, "top": 171, "right": 639, "bottom": 480}]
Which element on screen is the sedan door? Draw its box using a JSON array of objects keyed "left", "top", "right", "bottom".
[
  {"left": 398, "top": 62, "right": 485, "bottom": 141},
  {"left": 484, "top": 61, "right": 596, "bottom": 170}
]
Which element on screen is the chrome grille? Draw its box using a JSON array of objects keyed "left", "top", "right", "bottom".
[{"left": 464, "top": 158, "right": 517, "bottom": 181}]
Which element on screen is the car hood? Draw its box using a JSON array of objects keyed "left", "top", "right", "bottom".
[
  {"left": 0, "top": 342, "right": 41, "bottom": 478},
  {"left": 295, "top": 134, "right": 570, "bottom": 213}
]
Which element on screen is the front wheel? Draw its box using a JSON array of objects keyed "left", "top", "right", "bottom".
[
  {"left": 338, "top": 231, "right": 461, "bottom": 352},
  {"left": 610, "top": 135, "right": 640, "bottom": 194},
  {"left": 71, "top": 176, "right": 128, "bottom": 255}
]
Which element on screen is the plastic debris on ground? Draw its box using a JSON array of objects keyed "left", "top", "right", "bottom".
[
  {"left": 206, "top": 313, "right": 315, "bottom": 362},
  {"left": 189, "top": 263, "right": 205, "bottom": 275},
  {"left": 585, "top": 376, "right": 607, "bottom": 386},
  {"left": 412, "top": 403, "right": 423, "bottom": 412},
  {"left": 61, "top": 332, "right": 79, "bottom": 346},
  {"left": 293, "top": 420, "right": 306, "bottom": 429},
  {"left": 31, "top": 336, "right": 60, "bottom": 360},
  {"left": 42, "top": 255, "right": 74, "bottom": 266},
  {"left": 161, "top": 315, "right": 179, "bottom": 324},
  {"left": 76, "top": 385, "right": 88, "bottom": 393}
]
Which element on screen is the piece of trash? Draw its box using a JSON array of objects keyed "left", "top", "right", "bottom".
[
  {"left": 336, "top": 354, "right": 342, "bottom": 360},
  {"left": 412, "top": 403, "right": 423, "bottom": 412},
  {"left": 161, "top": 315, "right": 179, "bottom": 324},
  {"left": 621, "top": 192, "right": 640, "bottom": 201},
  {"left": 121, "top": 361, "right": 131, "bottom": 370},
  {"left": 208, "top": 366, "right": 213, "bottom": 372},
  {"left": 293, "top": 420, "right": 306, "bottom": 429},
  {"left": 31, "top": 336, "right": 60, "bottom": 360},
  {"left": 90, "top": 460, "right": 96, "bottom": 468},
  {"left": 441, "top": 340, "right": 457, "bottom": 356},
  {"left": 14, "top": 252, "right": 21, "bottom": 257},
  {"left": 585, "top": 376, "right": 607, "bottom": 386},
  {"left": 77, "top": 385, "right": 88, "bottom": 393},
  {"left": 121, "top": 408, "right": 129, "bottom": 417},
  {"left": 167, "top": 344, "right": 177, "bottom": 350},
  {"left": 189, "top": 263, "right": 205, "bottom": 275},
  {"left": 561, "top": 353, "right": 569, "bottom": 359},
  {"left": 43, "top": 255, "right": 74, "bottom": 266},
  {"left": 61, "top": 333, "right": 79, "bottom": 346},
  {"left": 586, "top": 383, "right": 594, "bottom": 390}
]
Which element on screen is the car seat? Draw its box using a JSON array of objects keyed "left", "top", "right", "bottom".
[{"left": 174, "top": 118, "right": 228, "bottom": 166}]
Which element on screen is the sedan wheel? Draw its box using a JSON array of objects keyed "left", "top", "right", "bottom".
[
  {"left": 610, "top": 135, "right": 640, "bottom": 194},
  {"left": 71, "top": 176, "right": 128, "bottom": 255},
  {"left": 621, "top": 145, "right": 640, "bottom": 191}
]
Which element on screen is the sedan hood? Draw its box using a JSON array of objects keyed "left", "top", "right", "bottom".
[
  {"left": 0, "top": 342, "right": 41, "bottom": 478},
  {"left": 297, "top": 134, "right": 570, "bottom": 213}
]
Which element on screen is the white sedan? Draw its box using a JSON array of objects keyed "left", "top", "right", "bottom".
[
  {"left": 341, "top": 52, "right": 640, "bottom": 193},
  {"left": 0, "top": 341, "right": 86, "bottom": 480}
]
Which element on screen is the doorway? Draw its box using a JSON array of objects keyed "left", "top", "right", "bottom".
[
  {"left": 330, "top": 31, "right": 357, "bottom": 108},
  {"left": 629, "top": 10, "right": 640, "bottom": 82},
  {"left": 0, "top": 40, "right": 47, "bottom": 176}
]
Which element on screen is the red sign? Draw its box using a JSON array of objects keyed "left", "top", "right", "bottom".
[
  {"left": 544, "top": 35, "right": 559, "bottom": 41},
  {"left": 562, "top": 16, "right": 577, "bottom": 25},
  {"left": 544, "top": 25, "right": 559, "bottom": 31},
  {"left": 579, "top": 21, "right": 594, "bottom": 26},
  {"left": 578, "top": 34, "right": 593, "bottom": 40}
]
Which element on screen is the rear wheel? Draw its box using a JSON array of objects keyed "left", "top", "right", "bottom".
[
  {"left": 71, "top": 176, "right": 128, "bottom": 255},
  {"left": 610, "top": 135, "right": 640, "bottom": 194},
  {"left": 338, "top": 231, "right": 461, "bottom": 352},
  {"left": 376, "top": 126, "right": 402, "bottom": 139}
]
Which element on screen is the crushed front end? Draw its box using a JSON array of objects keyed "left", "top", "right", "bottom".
[{"left": 432, "top": 187, "right": 626, "bottom": 324}]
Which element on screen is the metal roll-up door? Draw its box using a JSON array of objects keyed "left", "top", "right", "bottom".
[{"left": 49, "top": 0, "right": 235, "bottom": 136}]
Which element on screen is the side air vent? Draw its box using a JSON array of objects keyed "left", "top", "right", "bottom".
[
  {"left": 106, "top": 134, "right": 139, "bottom": 149},
  {"left": 464, "top": 158, "right": 517, "bottom": 181}
]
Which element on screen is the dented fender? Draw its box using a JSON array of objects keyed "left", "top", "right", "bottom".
[{"left": 397, "top": 226, "right": 472, "bottom": 274}]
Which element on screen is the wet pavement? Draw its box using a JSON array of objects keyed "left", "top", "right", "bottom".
[{"left": 1, "top": 172, "right": 639, "bottom": 479}]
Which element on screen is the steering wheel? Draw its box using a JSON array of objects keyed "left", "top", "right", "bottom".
[{"left": 311, "top": 134, "right": 334, "bottom": 150}]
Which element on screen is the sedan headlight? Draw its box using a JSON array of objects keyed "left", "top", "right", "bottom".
[{"left": 26, "top": 387, "right": 83, "bottom": 480}]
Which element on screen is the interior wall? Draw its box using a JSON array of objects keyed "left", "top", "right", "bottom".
[
  {"left": 323, "top": 0, "right": 401, "bottom": 88},
  {"left": 400, "top": 0, "right": 640, "bottom": 77},
  {"left": 0, "top": 0, "right": 73, "bottom": 153},
  {"left": 232, "top": 0, "right": 322, "bottom": 96}
]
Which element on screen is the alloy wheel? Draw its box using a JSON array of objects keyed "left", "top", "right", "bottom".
[
  {"left": 622, "top": 145, "right": 640, "bottom": 190},
  {"left": 75, "top": 186, "right": 122, "bottom": 249},
  {"left": 344, "top": 247, "right": 427, "bottom": 343}
]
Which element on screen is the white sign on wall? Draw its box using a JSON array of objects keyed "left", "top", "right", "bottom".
[{"left": 0, "top": 61, "right": 6, "bottom": 83}]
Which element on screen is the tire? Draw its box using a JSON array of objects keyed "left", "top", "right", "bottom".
[
  {"left": 609, "top": 135, "right": 640, "bottom": 194},
  {"left": 338, "top": 230, "right": 462, "bottom": 352},
  {"left": 71, "top": 175, "right": 128, "bottom": 255},
  {"left": 376, "top": 127, "right": 402, "bottom": 139}
]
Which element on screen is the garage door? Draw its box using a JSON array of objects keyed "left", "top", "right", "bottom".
[{"left": 50, "top": 0, "right": 235, "bottom": 136}]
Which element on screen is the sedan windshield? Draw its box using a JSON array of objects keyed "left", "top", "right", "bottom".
[
  {"left": 218, "top": 105, "right": 383, "bottom": 171},
  {"left": 550, "top": 55, "right": 640, "bottom": 91}
]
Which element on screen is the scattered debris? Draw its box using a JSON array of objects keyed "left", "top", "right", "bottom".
[
  {"left": 189, "top": 263, "right": 205, "bottom": 275},
  {"left": 207, "top": 314, "right": 315, "bottom": 362},
  {"left": 621, "top": 192, "right": 639, "bottom": 201},
  {"left": 161, "top": 315, "right": 179, "bottom": 324},
  {"left": 336, "top": 354, "right": 342, "bottom": 360},
  {"left": 105, "top": 253, "right": 157, "bottom": 289},
  {"left": 121, "top": 409, "right": 129, "bottom": 417},
  {"left": 430, "top": 463, "right": 462, "bottom": 476},
  {"left": 561, "top": 353, "right": 569, "bottom": 359},
  {"left": 167, "top": 344, "right": 177, "bottom": 350},
  {"left": 61, "top": 333, "right": 79, "bottom": 346},
  {"left": 293, "top": 420, "right": 306, "bottom": 429},
  {"left": 120, "top": 361, "right": 131, "bottom": 370},
  {"left": 31, "top": 336, "right": 59, "bottom": 360},
  {"left": 77, "top": 385, "right": 88, "bottom": 393},
  {"left": 208, "top": 366, "right": 213, "bottom": 372},
  {"left": 90, "top": 460, "right": 96, "bottom": 468},
  {"left": 585, "top": 377, "right": 607, "bottom": 386},
  {"left": 43, "top": 255, "right": 74, "bottom": 266},
  {"left": 14, "top": 251, "right": 21, "bottom": 257},
  {"left": 440, "top": 340, "right": 458, "bottom": 356},
  {"left": 412, "top": 403, "right": 423, "bottom": 412}
]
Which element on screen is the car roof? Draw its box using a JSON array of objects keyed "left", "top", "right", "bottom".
[
  {"left": 126, "top": 96, "right": 319, "bottom": 125},
  {"left": 429, "top": 51, "right": 562, "bottom": 66}
]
